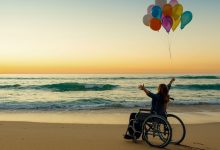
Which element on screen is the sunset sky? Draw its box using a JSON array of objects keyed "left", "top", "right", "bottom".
[{"left": 0, "top": 0, "right": 219, "bottom": 74}]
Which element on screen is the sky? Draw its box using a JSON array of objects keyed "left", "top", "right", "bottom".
[{"left": 0, "top": 0, "right": 220, "bottom": 74}]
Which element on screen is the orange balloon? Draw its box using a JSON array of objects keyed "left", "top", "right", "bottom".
[
  {"left": 150, "top": 18, "right": 162, "bottom": 31},
  {"left": 163, "top": 4, "right": 172, "bottom": 16}
]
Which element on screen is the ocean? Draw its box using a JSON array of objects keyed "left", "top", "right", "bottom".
[{"left": 0, "top": 74, "right": 219, "bottom": 111}]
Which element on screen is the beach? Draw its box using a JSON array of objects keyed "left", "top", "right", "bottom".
[
  {"left": 0, "top": 74, "right": 219, "bottom": 150},
  {"left": 0, "top": 105, "right": 219, "bottom": 150},
  {"left": 0, "top": 122, "right": 219, "bottom": 150}
]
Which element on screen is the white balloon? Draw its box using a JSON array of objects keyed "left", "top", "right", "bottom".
[{"left": 143, "top": 14, "right": 153, "bottom": 26}]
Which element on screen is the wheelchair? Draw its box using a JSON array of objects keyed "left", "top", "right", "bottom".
[{"left": 124, "top": 108, "right": 186, "bottom": 148}]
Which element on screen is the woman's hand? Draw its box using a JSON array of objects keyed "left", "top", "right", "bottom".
[
  {"left": 138, "top": 84, "right": 150, "bottom": 95},
  {"left": 170, "top": 77, "right": 175, "bottom": 83},
  {"left": 138, "top": 84, "right": 145, "bottom": 91}
]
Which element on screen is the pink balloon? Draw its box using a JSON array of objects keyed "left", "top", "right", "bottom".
[
  {"left": 162, "top": 16, "right": 173, "bottom": 33},
  {"left": 155, "top": 0, "right": 167, "bottom": 8},
  {"left": 147, "top": 4, "right": 154, "bottom": 14},
  {"left": 169, "top": 0, "right": 178, "bottom": 6}
]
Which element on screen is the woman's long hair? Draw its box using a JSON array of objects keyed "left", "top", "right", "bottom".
[{"left": 158, "top": 84, "right": 170, "bottom": 104}]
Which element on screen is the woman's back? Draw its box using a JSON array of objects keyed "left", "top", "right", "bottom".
[{"left": 148, "top": 92, "right": 166, "bottom": 115}]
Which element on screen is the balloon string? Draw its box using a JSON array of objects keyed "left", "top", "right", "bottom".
[
  {"left": 167, "top": 31, "right": 177, "bottom": 73},
  {"left": 167, "top": 35, "right": 172, "bottom": 65},
  {"left": 167, "top": 30, "right": 179, "bottom": 74},
  {"left": 169, "top": 40, "right": 172, "bottom": 60}
]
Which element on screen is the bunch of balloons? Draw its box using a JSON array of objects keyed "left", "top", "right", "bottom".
[{"left": 143, "top": 0, "right": 193, "bottom": 33}]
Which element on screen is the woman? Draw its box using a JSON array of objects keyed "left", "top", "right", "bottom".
[{"left": 124, "top": 77, "right": 175, "bottom": 139}]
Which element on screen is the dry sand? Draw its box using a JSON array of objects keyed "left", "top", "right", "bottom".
[
  {"left": 0, "top": 121, "right": 219, "bottom": 150},
  {"left": 0, "top": 105, "right": 219, "bottom": 150}
]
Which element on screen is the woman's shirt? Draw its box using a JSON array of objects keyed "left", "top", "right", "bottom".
[
  {"left": 147, "top": 92, "right": 165, "bottom": 115},
  {"left": 147, "top": 83, "right": 171, "bottom": 115}
]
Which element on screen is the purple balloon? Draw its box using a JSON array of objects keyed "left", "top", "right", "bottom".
[
  {"left": 162, "top": 16, "right": 173, "bottom": 33},
  {"left": 147, "top": 4, "right": 154, "bottom": 14},
  {"left": 169, "top": 0, "right": 178, "bottom": 6}
]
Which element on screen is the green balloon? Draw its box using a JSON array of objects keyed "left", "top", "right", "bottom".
[{"left": 181, "top": 11, "right": 193, "bottom": 29}]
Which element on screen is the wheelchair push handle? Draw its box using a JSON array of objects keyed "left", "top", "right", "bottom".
[
  {"left": 139, "top": 108, "right": 151, "bottom": 112},
  {"left": 139, "top": 98, "right": 174, "bottom": 112},
  {"left": 169, "top": 97, "right": 174, "bottom": 101}
]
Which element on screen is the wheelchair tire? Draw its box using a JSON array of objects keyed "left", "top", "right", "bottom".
[
  {"left": 142, "top": 115, "right": 172, "bottom": 148},
  {"left": 167, "top": 114, "right": 186, "bottom": 145}
]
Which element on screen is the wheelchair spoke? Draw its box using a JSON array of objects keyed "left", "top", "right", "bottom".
[{"left": 142, "top": 115, "right": 172, "bottom": 148}]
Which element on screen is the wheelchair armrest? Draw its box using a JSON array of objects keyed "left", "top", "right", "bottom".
[
  {"left": 169, "top": 97, "right": 174, "bottom": 101},
  {"left": 139, "top": 108, "right": 151, "bottom": 112}
]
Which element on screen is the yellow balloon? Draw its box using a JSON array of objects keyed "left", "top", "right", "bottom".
[
  {"left": 172, "top": 17, "right": 181, "bottom": 31},
  {"left": 172, "top": 4, "right": 183, "bottom": 20}
]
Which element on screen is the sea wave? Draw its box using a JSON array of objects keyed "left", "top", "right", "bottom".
[
  {"left": 0, "top": 99, "right": 219, "bottom": 111},
  {"left": 0, "top": 84, "right": 21, "bottom": 88},
  {"left": 176, "top": 75, "right": 220, "bottom": 79},
  {"left": 0, "top": 83, "right": 118, "bottom": 92},
  {"left": 37, "top": 83, "right": 118, "bottom": 92},
  {"left": 0, "top": 99, "right": 148, "bottom": 110},
  {"left": 174, "top": 84, "right": 220, "bottom": 90},
  {"left": 1, "top": 83, "right": 220, "bottom": 91}
]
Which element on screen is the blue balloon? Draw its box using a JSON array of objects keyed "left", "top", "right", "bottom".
[
  {"left": 181, "top": 11, "right": 193, "bottom": 29},
  {"left": 151, "top": 6, "right": 162, "bottom": 19}
]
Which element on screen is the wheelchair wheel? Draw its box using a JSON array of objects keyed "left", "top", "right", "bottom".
[
  {"left": 142, "top": 115, "right": 172, "bottom": 148},
  {"left": 167, "top": 114, "right": 186, "bottom": 145}
]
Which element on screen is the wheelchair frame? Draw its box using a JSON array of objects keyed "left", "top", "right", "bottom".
[{"left": 125, "top": 108, "right": 186, "bottom": 148}]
